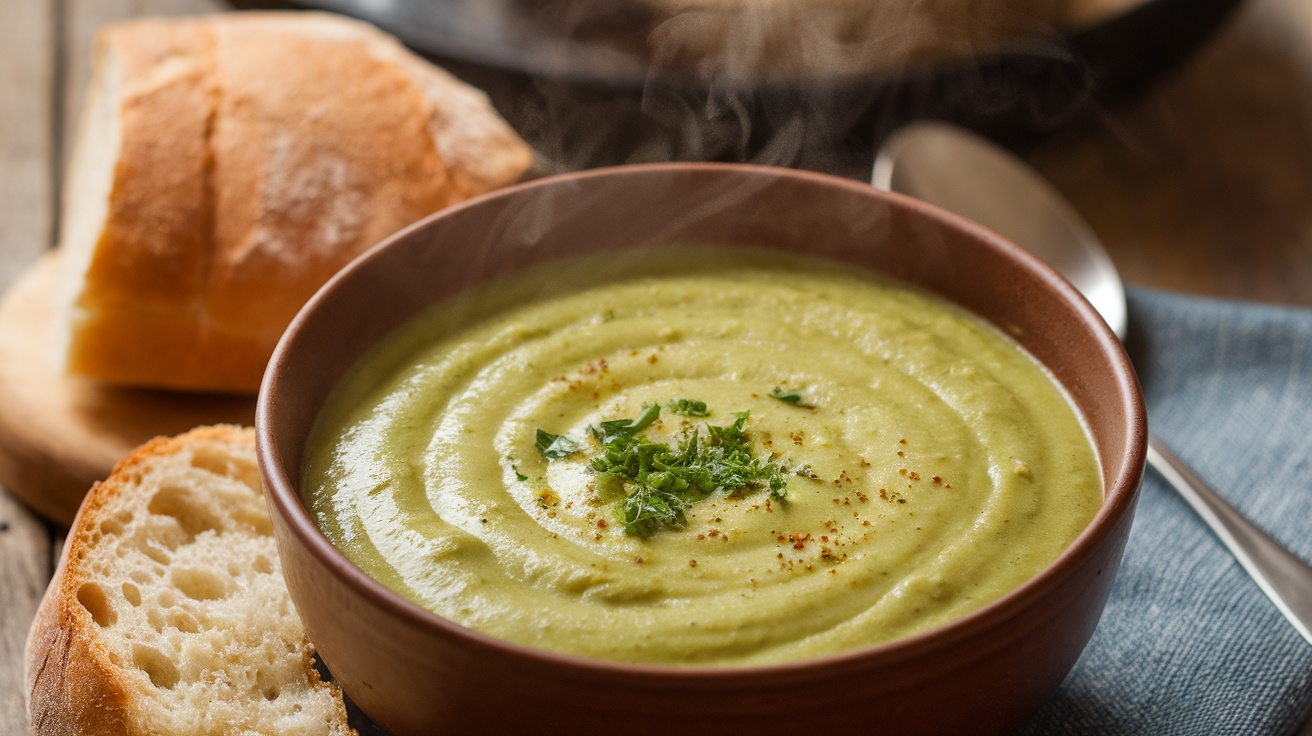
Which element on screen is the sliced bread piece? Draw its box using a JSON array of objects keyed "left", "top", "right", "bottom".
[{"left": 25, "top": 425, "right": 355, "bottom": 736}]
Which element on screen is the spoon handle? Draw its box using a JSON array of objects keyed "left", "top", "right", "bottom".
[{"left": 1148, "top": 436, "right": 1312, "bottom": 645}]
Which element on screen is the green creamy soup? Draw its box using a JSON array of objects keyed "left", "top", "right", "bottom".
[{"left": 303, "top": 249, "right": 1101, "bottom": 666}]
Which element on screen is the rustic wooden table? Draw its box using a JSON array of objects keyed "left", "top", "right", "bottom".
[{"left": 3, "top": 0, "right": 1311, "bottom": 733}]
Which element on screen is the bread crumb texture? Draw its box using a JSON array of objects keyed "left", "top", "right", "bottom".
[{"left": 25, "top": 426, "right": 355, "bottom": 736}]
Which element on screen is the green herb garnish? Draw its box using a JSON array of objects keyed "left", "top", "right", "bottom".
[
  {"left": 511, "top": 461, "right": 528, "bottom": 482},
  {"left": 589, "top": 402, "right": 661, "bottom": 444},
  {"left": 769, "top": 387, "right": 804, "bottom": 405},
  {"left": 535, "top": 429, "right": 582, "bottom": 460},
  {"left": 666, "top": 398, "right": 710, "bottom": 417},
  {"left": 588, "top": 405, "right": 788, "bottom": 537}
]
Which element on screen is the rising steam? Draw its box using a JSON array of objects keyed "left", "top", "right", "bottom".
[{"left": 517, "top": 0, "right": 1094, "bottom": 175}]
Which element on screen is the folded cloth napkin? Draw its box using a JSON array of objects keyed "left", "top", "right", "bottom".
[{"left": 1021, "top": 288, "right": 1312, "bottom": 736}]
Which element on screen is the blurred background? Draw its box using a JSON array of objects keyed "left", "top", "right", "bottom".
[
  {"left": 7, "top": 0, "right": 1311, "bottom": 309},
  {"left": 245, "top": 0, "right": 1312, "bottom": 312}
]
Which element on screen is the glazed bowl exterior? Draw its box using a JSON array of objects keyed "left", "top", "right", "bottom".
[{"left": 256, "top": 163, "right": 1147, "bottom": 736}]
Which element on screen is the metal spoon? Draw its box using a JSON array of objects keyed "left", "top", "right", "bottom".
[{"left": 873, "top": 120, "right": 1312, "bottom": 645}]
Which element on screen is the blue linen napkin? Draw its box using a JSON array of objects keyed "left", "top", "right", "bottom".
[
  {"left": 340, "top": 288, "right": 1312, "bottom": 735},
  {"left": 1021, "top": 288, "right": 1312, "bottom": 735}
]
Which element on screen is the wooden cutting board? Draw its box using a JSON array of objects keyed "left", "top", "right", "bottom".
[{"left": 0, "top": 252, "right": 256, "bottom": 526}]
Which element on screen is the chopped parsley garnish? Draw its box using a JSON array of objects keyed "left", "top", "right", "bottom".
[
  {"left": 769, "top": 387, "right": 804, "bottom": 405},
  {"left": 535, "top": 429, "right": 581, "bottom": 460},
  {"left": 590, "top": 401, "right": 661, "bottom": 443},
  {"left": 666, "top": 397, "right": 710, "bottom": 417},
  {"left": 532, "top": 401, "right": 792, "bottom": 537},
  {"left": 511, "top": 462, "right": 528, "bottom": 482},
  {"left": 587, "top": 405, "right": 788, "bottom": 537}
]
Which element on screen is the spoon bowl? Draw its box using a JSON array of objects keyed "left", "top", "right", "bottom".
[{"left": 873, "top": 121, "right": 1126, "bottom": 338}]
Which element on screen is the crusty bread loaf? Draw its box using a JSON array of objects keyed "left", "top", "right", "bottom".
[
  {"left": 25, "top": 426, "right": 356, "bottom": 736},
  {"left": 56, "top": 12, "right": 533, "bottom": 393}
]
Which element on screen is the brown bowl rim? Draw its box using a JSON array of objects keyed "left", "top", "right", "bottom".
[{"left": 257, "top": 161, "right": 1147, "bottom": 682}]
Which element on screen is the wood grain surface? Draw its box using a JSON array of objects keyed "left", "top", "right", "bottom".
[
  {"left": 0, "top": 0, "right": 55, "bottom": 731},
  {"left": 1, "top": 0, "right": 1309, "bottom": 734}
]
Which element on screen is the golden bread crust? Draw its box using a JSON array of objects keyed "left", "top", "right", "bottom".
[{"left": 62, "top": 13, "right": 532, "bottom": 393}]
